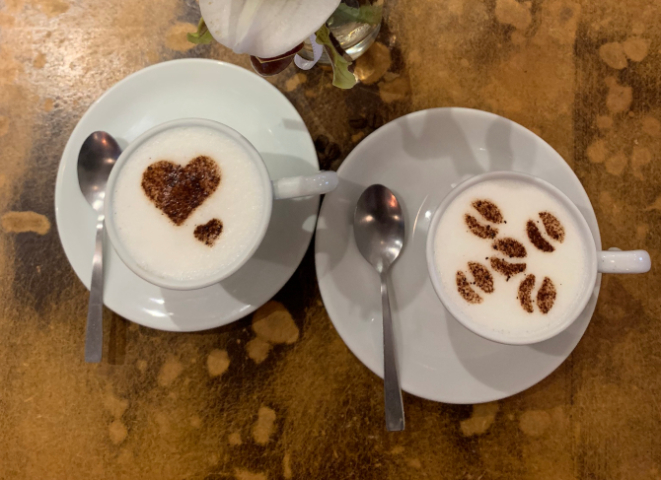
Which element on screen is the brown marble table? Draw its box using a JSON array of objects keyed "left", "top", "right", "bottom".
[{"left": 1, "top": 0, "right": 660, "bottom": 478}]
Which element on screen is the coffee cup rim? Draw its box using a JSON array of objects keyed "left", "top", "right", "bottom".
[
  {"left": 104, "top": 118, "right": 274, "bottom": 291},
  {"left": 425, "top": 170, "right": 598, "bottom": 345}
]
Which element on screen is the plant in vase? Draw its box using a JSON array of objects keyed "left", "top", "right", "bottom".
[{"left": 189, "top": 0, "right": 383, "bottom": 89}]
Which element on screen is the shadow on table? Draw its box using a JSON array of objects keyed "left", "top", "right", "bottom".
[{"left": 107, "top": 312, "right": 128, "bottom": 365}]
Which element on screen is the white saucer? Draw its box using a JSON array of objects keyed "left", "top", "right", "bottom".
[
  {"left": 315, "top": 108, "right": 601, "bottom": 403},
  {"left": 55, "top": 59, "right": 319, "bottom": 332}
]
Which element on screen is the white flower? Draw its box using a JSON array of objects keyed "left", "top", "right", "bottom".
[{"left": 200, "top": 0, "right": 341, "bottom": 59}]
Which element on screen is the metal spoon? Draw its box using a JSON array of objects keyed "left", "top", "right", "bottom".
[
  {"left": 354, "top": 184, "right": 405, "bottom": 431},
  {"left": 77, "top": 132, "right": 121, "bottom": 363}
]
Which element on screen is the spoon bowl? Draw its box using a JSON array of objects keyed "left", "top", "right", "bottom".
[
  {"left": 78, "top": 132, "right": 121, "bottom": 212},
  {"left": 354, "top": 185, "right": 405, "bottom": 273}
]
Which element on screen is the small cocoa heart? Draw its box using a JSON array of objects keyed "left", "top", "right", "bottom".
[
  {"left": 141, "top": 156, "right": 221, "bottom": 226},
  {"left": 194, "top": 218, "right": 224, "bottom": 247}
]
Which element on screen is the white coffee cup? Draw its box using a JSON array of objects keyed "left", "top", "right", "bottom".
[
  {"left": 426, "top": 171, "right": 651, "bottom": 345},
  {"left": 105, "top": 118, "right": 338, "bottom": 290}
]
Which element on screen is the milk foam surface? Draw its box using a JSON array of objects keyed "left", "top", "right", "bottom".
[
  {"left": 112, "top": 126, "right": 267, "bottom": 282},
  {"left": 433, "top": 179, "right": 591, "bottom": 338}
]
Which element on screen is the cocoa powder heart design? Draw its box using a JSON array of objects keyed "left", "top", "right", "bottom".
[
  {"left": 141, "top": 156, "right": 221, "bottom": 225},
  {"left": 194, "top": 218, "right": 223, "bottom": 247}
]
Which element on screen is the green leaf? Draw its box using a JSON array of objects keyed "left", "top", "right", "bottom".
[
  {"left": 188, "top": 18, "right": 214, "bottom": 45},
  {"left": 332, "top": 3, "right": 383, "bottom": 26},
  {"left": 315, "top": 25, "right": 357, "bottom": 89}
]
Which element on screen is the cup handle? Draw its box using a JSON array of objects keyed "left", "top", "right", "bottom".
[
  {"left": 598, "top": 249, "right": 651, "bottom": 274},
  {"left": 272, "top": 171, "right": 339, "bottom": 200}
]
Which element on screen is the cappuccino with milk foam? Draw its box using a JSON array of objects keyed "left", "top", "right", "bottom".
[
  {"left": 432, "top": 178, "right": 591, "bottom": 338},
  {"left": 112, "top": 125, "right": 267, "bottom": 282}
]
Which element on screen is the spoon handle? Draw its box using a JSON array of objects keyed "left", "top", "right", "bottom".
[
  {"left": 380, "top": 271, "right": 405, "bottom": 431},
  {"left": 85, "top": 217, "right": 104, "bottom": 363}
]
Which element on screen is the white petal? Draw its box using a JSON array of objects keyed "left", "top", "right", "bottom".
[{"left": 201, "top": 0, "right": 341, "bottom": 59}]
